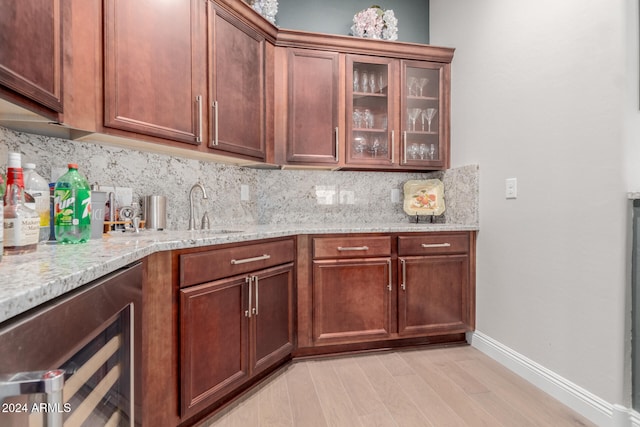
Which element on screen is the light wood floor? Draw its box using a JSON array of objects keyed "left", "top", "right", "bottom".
[{"left": 199, "top": 345, "right": 595, "bottom": 427}]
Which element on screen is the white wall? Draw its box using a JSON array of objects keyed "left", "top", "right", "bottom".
[{"left": 430, "top": 0, "right": 629, "bottom": 410}]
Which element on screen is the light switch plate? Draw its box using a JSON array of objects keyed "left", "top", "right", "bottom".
[{"left": 505, "top": 178, "right": 517, "bottom": 199}]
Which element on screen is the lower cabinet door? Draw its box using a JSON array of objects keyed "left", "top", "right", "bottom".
[
  {"left": 312, "top": 257, "right": 392, "bottom": 345},
  {"left": 180, "top": 276, "right": 249, "bottom": 418},
  {"left": 251, "top": 263, "right": 295, "bottom": 376},
  {"left": 398, "top": 254, "right": 470, "bottom": 336}
]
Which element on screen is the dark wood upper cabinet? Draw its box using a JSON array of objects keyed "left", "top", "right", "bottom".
[
  {"left": 0, "top": 0, "right": 63, "bottom": 113},
  {"left": 103, "top": 0, "right": 205, "bottom": 144},
  {"left": 208, "top": 3, "right": 266, "bottom": 160},
  {"left": 283, "top": 48, "right": 340, "bottom": 164},
  {"left": 275, "top": 29, "right": 454, "bottom": 171}
]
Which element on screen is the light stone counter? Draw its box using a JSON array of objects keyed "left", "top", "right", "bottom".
[{"left": 0, "top": 223, "right": 478, "bottom": 324}]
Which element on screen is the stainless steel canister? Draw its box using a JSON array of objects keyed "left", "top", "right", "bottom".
[
  {"left": 90, "top": 191, "right": 107, "bottom": 238},
  {"left": 143, "top": 195, "right": 167, "bottom": 230}
]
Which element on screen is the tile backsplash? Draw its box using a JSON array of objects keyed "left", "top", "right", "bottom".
[{"left": 1, "top": 126, "right": 478, "bottom": 229}]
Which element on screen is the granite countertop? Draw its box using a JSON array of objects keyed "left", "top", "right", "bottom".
[{"left": 0, "top": 223, "right": 478, "bottom": 324}]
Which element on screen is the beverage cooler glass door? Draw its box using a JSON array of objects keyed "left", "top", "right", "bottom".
[{"left": 0, "top": 262, "right": 142, "bottom": 427}]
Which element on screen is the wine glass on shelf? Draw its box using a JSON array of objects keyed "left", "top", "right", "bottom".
[
  {"left": 407, "top": 77, "right": 417, "bottom": 96},
  {"left": 353, "top": 109, "right": 363, "bottom": 128},
  {"left": 363, "top": 109, "right": 373, "bottom": 129},
  {"left": 371, "top": 138, "right": 381, "bottom": 157},
  {"left": 361, "top": 70, "right": 369, "bottom": 93},
  {"left": 353, "top": 68, "right": 360, "bottom": 92},
  {"left": 369, "top": 72, "right": 376, "bottom": 94},
  {"left": 423, "top": 108, "right": 437, "bottom": 133},
  {"left": 407, "top": 108, "right": 422, "bottom": 132},
  {"left": 353, "top": 136, "right": 366, "bottom": 157},
  {"left": 416, "top": 78, "right": 429, "bottom": 97},
  {"left": 429, "top": 143, "right": 436, "bottom": 160},
  {"left": 378, "top": 73, "right": 385, "bottom": 94},
  {"left": 419, "top": 143, "right": 427, "bottom": 160},
  {"left": 408, "top": 143, "right": 419, "bottom": 160}
]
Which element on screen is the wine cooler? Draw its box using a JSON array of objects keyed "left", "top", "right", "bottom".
[{"left": 0, "top": 262, "right": 142, "bottom": 427}]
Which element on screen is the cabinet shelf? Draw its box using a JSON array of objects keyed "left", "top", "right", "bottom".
[
  {"left": 407, "top": 96, "right": 439, "bottom": 101},
  {"left": 406, "top": 131, "right": 438, "bottom": 135},
  {"left": 353, "top": 127, "right": 387, "bottom": 133},
  {"left": 353, "top": 92, "right": 387, "bottom": 98}
]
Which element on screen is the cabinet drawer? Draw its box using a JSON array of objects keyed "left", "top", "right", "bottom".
[
  {"left": 313, "top": 236, "right": 391, "bottom": 259},
  {"left": 180, "top": 239, "right": 295, "bottom": 287},
  {"left": 398, "top": 233, "right": 469, "bottom": 256}
]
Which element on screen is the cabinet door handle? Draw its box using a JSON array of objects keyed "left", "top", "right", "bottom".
[
  {"left": 245, "top": 276, "right": 252, "bottom": 318},
  {"left": 231, "top": 254, "right": 271, "bottom": 265},
  {"left": 402, "top": 131, "right": 407, "bottom": 165},
  {"left": 252, "top": 275, "right": 259, "bottom": 316},
  {"left": 195, "top": 95, "right": 203, "bottom": 144},
  {"left": 335, "top": 127, "right": 339, "bottom": 162},
  {"left": 212, "top": 100, "right": 219, "bottom": 146},
  {"left": 337, "top": 246, "right": 369, "bottom": 251},
  {"left": 401, "top": 258, "right": 406, "bottom": 290},
  {"left": 421, "top": 243, "right": 451, "bottom": 248},
  {"left": 387, "top": 259, "right": 392, "bottom": 291},
  {"left": 391, "top": 130, "right": 395, "bottom": 164}
]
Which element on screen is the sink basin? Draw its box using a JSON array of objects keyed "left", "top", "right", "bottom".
[{"left": 191, "top": 228, "right": 244, "bottom": 234}]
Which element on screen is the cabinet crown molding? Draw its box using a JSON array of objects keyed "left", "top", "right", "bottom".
[{"left": 276, "top": 28, "right": 455, "bottom": 63}]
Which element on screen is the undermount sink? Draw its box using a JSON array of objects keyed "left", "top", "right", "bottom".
[{"left": 190, "top": 228, "right": 244, "bottom": 234}]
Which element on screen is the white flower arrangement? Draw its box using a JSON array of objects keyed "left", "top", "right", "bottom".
[
  {"left": 250, "top": 0, "right": 278, "bottom": 25},
  {"left": 351, "top": 5, "right": 398, "bottom": 41}
]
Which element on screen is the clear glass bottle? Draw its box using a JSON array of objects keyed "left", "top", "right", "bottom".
[
  {"left": 24, "top": 163, "right": 51, "bottom": 242},
  {"left": 3, "top": 153, "right": 40, "bottom": 255}
]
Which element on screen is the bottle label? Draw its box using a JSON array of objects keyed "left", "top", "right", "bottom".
[
  {"left": 4, "top": 216, "right": 40, "bottom": 247},
  {"left": 25, "top": 191, "right": 50, "bottom": 227},
  {"left": 54, "top": 189, "right": 91, "bottom": 227}
]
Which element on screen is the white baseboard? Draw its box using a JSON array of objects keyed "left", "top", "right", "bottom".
[{"left": 468, "top": 330, "right": 635, "bottom": 427}]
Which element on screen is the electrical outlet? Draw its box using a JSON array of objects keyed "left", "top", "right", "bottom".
[
  {"left": 505, "top": 178, "right": 517, "bottom": 199},
  {"left": 391, "top": 189, "right": 401, "bottom": 203},
  {"left": 240, "top": 184, "right": 250, "bottom": 201}
]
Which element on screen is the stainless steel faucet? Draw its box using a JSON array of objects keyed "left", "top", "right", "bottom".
[{"left": 188, "top": 183, "right": 208, "bottom": 230}]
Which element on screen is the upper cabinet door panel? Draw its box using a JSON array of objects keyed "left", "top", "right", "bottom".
[
  {"left": 400, "top": 60, "right": 450, "bottom": 169},
  {"left": 0, "top": 0, "right": 62, "bottom": 112},
  {"left": 287, "top": 49, "right": 339, "bottom": 164},
  {"left": 209, "top": 4, "right": 266, "bottom": 159},
  {"left": 104, "top": 0, "right": 203, "bottom": 144}
]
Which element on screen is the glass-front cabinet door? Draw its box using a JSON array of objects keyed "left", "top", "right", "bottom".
[
  {"left": 400, "top": 60, "right": 447, "bottom": 169},
  {"left": 346, "top": 55, "right": 396, "bottom": 167}
]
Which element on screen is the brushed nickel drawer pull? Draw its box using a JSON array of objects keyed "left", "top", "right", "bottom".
[
  {"left": 195, "top": 95, "right": 203, "bottom": 144},
  {"left": 231, "top": 254, "right": 271, "bottom": 265},
  {"left": 402, "top": 131, "right": 407, "bottom": 165},
  {"left": 253, "top": 275, "right": 259, "bottom": 316},
  {"left": 335, "top": 127, "right": 340, "bottom": 162},
  {"left": 245, "top": 276, "right": 252, "bottom": 317},
  {"left": 401, "top": 258, "right": 406, "bottom": 290},
  {"left": 212, "top": 100, "right": 219, "bottom": 146},
  {"left": 337, "top": 246, "right": 369, "bottom": 251},
  {"left": 387, "top": 259, "right": 392, "bottom": 291},
  {"left": 391, "top": 130, "right": 395, "bottom": 164},
  {"left": 421, "top": 243, "right": 451, "bottom": 248}
]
